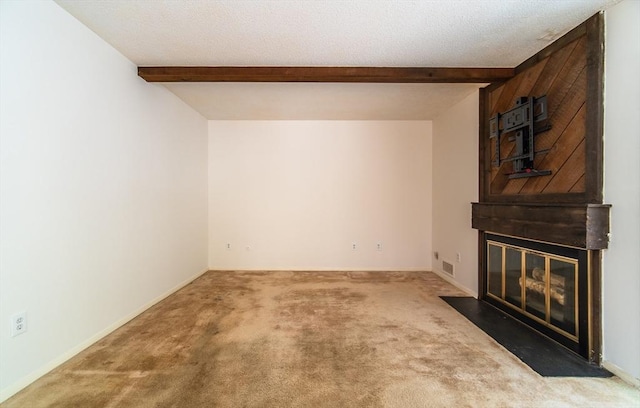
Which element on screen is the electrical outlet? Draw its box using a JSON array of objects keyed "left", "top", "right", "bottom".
[
  {"left": 352, "top": 242, "right": 357, "bottom": 250},
  {"left": 11, "top": 312, "right": 27, "bottom": 337},
  {"left": 456, "top": 252, "right": 462, "bottom": 263},
  {"left": 226, "top": 243, "right": 231, "bottom": 250},
  {"left": 376, "top": 242, "right": 383, "bottom": 251}
]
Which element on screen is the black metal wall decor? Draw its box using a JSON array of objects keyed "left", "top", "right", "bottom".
[{"left": 489, "top": 96, "right": 552, "bottom": 179}]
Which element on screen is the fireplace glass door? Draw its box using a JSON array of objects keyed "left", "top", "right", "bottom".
[{"left": 486, "top": 240, "right": 579, "bottom": 341}]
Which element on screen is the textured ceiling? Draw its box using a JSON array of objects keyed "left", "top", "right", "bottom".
[
  {"left": 55, "top": 0, "right": 619, "bottom": 119},
  {"left": 162, "top": 82, "right": 484, "bottom": 120}
]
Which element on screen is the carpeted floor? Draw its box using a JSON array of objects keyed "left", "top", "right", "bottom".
[{"left": 3, "top": 271, "right": 638, "bottom": 407}]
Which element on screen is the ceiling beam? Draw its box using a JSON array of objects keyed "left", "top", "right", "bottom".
[{"left": 137, "top": 66, "right": 514, "bottom": 83}]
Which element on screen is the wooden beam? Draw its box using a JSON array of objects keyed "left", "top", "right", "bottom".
[{"left": 137, "top": 66, "right": 514, "bottom": 83}]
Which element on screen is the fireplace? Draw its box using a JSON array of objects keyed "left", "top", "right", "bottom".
[
  {"left": 472, "top": 203, "right": 610, "bottom": 362},
  {"left": 472, "top": 13, "right": 610, "bottom": 364},
  {"left": 483, "top": 233, "right": 589, "bottom": 357}
]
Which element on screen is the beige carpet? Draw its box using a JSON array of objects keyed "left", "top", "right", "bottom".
[{"left": 3, "top": 271, "right": 638, "bottom": 407}]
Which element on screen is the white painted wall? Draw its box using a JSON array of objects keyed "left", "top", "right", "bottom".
[
  {"left": 208, "top": 121, "right": 432, "bottom": 271},
  {"left": 431, "top": 92, "right": 479, "bottom": 296},
  {"left": 0, "top": 1, "right": 208, "bottom": 401},
  {"left": 602, "top": 0, "right": 640, "bottom": 382}
]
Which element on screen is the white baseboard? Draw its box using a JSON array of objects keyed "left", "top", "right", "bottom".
[
  {"left": 208, "top": 268, "right": 478, "bottom": 297},
  {"left": 0, "top": 268, "right": 209, "bottom": 404},
  {"left": 430, "top": 268, "right": 478, "bottom": 298},
  {"left": 602, "top": 361, "right": 640, "bottom": 388},
  {"left": 208, "top": 267, "right": 430, "bottom": 272}
]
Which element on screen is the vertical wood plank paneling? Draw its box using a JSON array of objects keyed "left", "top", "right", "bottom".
[
  {"left": 479, "top": 87, "right": 489, "bottom": 202},
  {"left": 584, "top": 13, "right": 605, "bottom": 203},
  {"left": 589, "top": 249, "right": 603, "bottom": 364},
  {"left": 584, "top": 14, "right": 605, "bottom": 363}
]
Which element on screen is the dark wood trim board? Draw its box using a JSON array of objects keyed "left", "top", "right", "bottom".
[{"left": 138, "top": 66, "right": 514, "bottom": 83}]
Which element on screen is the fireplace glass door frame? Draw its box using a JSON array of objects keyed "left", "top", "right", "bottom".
[{"left": 483, "top": 233, "right": 590, "bottom": 358}]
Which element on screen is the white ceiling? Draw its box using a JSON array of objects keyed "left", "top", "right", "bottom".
[
  {"left": 161, "top": 82, "right": 484, "bottom": 120},
  {"left": 55, "top": 0, "right": 619, "bottom": 120}
]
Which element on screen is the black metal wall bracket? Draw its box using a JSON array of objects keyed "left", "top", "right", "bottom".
[{"left": 489, "top": 96, "right": 552, "bottom": 179}]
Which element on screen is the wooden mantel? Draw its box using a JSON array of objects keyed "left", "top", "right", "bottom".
[{"left": 471, "top": 202, "right": 611, "bottom": 250}]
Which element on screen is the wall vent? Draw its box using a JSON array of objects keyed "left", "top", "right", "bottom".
[{"left": 442, "top": 261, "right": 454, "bottom": 275}]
